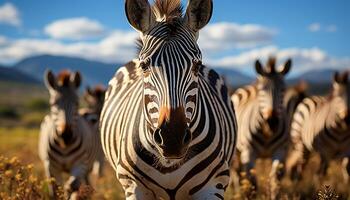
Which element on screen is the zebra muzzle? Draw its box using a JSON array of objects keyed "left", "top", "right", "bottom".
[{"left": 153, "top": 128, "right": 191, "bottom": 159}]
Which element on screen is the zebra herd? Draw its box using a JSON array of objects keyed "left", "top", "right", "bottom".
[{"left": 37, "top": 0, "right": 349, "bottom": 199}]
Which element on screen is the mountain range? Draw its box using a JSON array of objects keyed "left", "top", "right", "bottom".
[{"left": 0, "top": 55, "right": 340, "bottom": 88}]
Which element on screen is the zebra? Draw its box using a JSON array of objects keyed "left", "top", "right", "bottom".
[
  {"left": 79, "top": 85, "right": 107, "bottom": 178},
  {"left": 39, "top": 70, "right": 98, "bottom": 199},
  {"left": 286, "top": 71, "right": 350, "bottom": 182},
  {"left": 283, "top": 81, "right": 308, "bottom": 133},
  {"left": 99, "top": 0, "right": 237, "bottom": 199},
  {"left": 231, "top": 57, "right": 291, "bottom": 191}
]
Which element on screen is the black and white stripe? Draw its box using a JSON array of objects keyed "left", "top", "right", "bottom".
[
  {"left": 39, "top": 70, "right": 98, "bottom": 199},
  {"left": 99, "top": 0, "right": 237, "bottom": 199},
  {"left": 286, "top": 71, "right": 350, "bottom": 182},
  {"left": 79, "top": 85, "right": 107, "bottom": 178},
  {"left": 231, "top": 57, "right": 291, "bottom": 187}
]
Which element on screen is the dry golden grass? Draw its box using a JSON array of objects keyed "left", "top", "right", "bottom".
[{"left": 0, "top": 127, "right": 349, "bottom": 200}]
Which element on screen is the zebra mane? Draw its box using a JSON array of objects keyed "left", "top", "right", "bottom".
[
  {"left": 57, "top": 70, "right": 72, "bottom": 87},
  {"left": 152, "top": 0, "right": 183, "bottom": 22},
  {"left": 94, "top": 84, "right": 106, "bottom": 93},
  {"left": 266, "top": 57, "right": 277, "bottom": 74},
  {"left": 135, "top": 38, "right": 143, "bottom": 56}
]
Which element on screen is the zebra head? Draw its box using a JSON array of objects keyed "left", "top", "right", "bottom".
[
  {"left": 44, "top": 70, "right": 81, "bottom": 137},
  {"left": 84, "top": 85, "right": 106, "bottom": 114},
  {"left": 255, "top": 57, "right": 291, "bottom": 129},
  {"left": 332, "top": 71, "right": 350, "bottom": 125},
  {"left": 125, "top": 0, "right": 212, "bottom": 159}
]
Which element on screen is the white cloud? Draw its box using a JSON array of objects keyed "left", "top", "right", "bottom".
[
  {"left": 308, "top": 23, "right": 321, "bottom": 32},
  {"left": 207, "top": 45, "right": 350, "bottom": 74},
  {"left": 0, "top": 3, "right": 21, "bottom": 26},
  {"left": 44, "top": 17, "right": 105, "bottom": 40},
  {"left": 326, "top": 25, "right": 337, "bottom": 32},
  {"left": 308, "top": 23, "right": 338, "bottom": 33},
  {"left": 0, "top": 35, "right": 8, "bottom": 46},
  {"left": 0, "top": 30, "right": 138, "bottom": 64},
  {"left": 199, "top": 22, "right": 276, "bottom": 52}
]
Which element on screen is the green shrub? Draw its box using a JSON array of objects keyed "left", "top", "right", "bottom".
[
  {"left": 25, "top": 98, "right": 49, "bottom": 111},
  {"left": 0, "top": 106, "right": 19, "bottom": 119}
]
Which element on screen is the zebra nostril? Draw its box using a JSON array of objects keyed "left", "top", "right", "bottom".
[
  {"left": 153, "top": 129, "right": 163, "bottom": 146},
  {"left": 183, "top": 129, "right": 191, "bottom": 145}
]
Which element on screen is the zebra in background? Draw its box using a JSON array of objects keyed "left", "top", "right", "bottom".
[
  {"left": 39, "top": 70, "right": 98, "bottom": 199},
  {"left": 79, "top": 85, "right": 107, "bottom": 178},
  {"left": 283, "top": 81, "right": 308, "bottom": 132},
  {"left": 231, "top": 57, "right": 291, "bottom": 194},
  {"left": 286, "top": 71, "right": 350, "bottom": 182},
  {"left": 100, "top": 0, "right": 237, "bottom": 199}
]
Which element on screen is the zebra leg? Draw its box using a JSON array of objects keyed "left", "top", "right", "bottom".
[
  {"left": 269, "top": 147, "right": 288, "bottom": 200},
  {"left": 318, "top": 156, "right": 329, "bottom": 176},
  {"left": 315, "top": 156, "right": 330, "bottom": 185},
  {"left": 117, "top": 168, "right": 156, "bottom": 200},
  {"left": 341, "top": 157, "right": 349, "bottom": 184},
  {"left": 240, "top": 150, "right": 257, "bottom": 189},
  {"left": 65, "top": 165, "right": 88, "bottom": 199},
  {"left": 286, "top": 144, "right": 308, "bottom": 181},
  {"left": 192, "top": 163, "right": 230, "bottom": 200},
  {"left": 44, "top": 161, "right": 63, "bottom": 199}
]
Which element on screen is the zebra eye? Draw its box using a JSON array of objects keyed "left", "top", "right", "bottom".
[{"left": 140, "top": 59, "right": 150, "bottom": 72}]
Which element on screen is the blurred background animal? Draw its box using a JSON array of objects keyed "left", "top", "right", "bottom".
[
  {"left": 79, "top": 85, "right": 107, "bottom": 178},
  {"left": 286, "top": 71, "right": 350, "bottom": 183},
  {"left": 39, "top": 70, "right": 98, "bottom": 199},
  {"left": 231, "top": 57, "right": 291, "bottom": 198}
]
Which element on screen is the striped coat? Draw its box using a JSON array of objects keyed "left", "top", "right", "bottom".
[
  {"left": 231, "top": 57, "right": 291, "bottom": 194},
  {"left": 287, "top": 71, "right": 350, "bottom": 180},
  {"left": 79, "top": 85, "right": 106, "bottom": 178},
  {"left": 100, "top": 0, "right": 237, "bottom": 199},
  {"left": 39, "top": 70, "right": 98, "bottom": 198}
]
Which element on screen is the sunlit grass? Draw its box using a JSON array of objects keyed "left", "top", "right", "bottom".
[{"left": 0, "top": 127, "right": 349, "bottom": 199}]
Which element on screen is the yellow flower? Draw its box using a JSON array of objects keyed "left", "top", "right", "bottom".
[
  {"left": 29, "top": 175, "right": 38, "bottom": 183},
  {"left": 15, "top": 174, "right": 22, "bottom": 181},
  {"left": 9, "top": 157, "right": 19, "bottom": 164},
  {"left": 26, "top": 164, "right": 34, "bottom": 170},
  {"left": 4, "top": 170, "right": 13, "bottom": 177}
]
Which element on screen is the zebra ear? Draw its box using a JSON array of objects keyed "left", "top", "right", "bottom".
[
  {"left": 71, "top": 71, "right": 81, "bottom": 89},
  {"left": 125, "top": 0, "right": 155, "bottom": 33},
  {"left": 333, "top": 71, "right": 341, "bottom": 83},
  {"left": 44, "top": 70, "right": 57, "bottom": 91},
  {"left": 280, "top": 59, "right": 292, "bottom": 75},
  {"left": 185, "top": 0, "right": 213, "bottom": 32},
  {"left": 341, "top": 71, "right": 348, "bottom": 83},
  {"left": 255, "top": 60, "right": 265, "bottom": 76},
  {"left": 86, "top": 86, "right": 94, "bottom": 96}
]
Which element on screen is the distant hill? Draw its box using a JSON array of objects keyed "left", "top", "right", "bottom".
[
  {"left": 13, "top": 55, "right": 121, "bottom": 86},
  {"left": 214, "top": 68, "right": 254, "bottom": 86},
  {"left": 11, "top": 54, "right": 254, "bottom": 86},
  {"left": 3, "top": 54, "right": 339, "bottom": 95},
  {"left": 0, "top": 66, "right": 39, "bottom": 84},
  {"left": 289, "top": 69, "right": 336, "bottom": 84}
]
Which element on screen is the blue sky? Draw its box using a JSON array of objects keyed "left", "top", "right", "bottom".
[{"left": 0, "top": 0, "right": 349, "bottom": 75}]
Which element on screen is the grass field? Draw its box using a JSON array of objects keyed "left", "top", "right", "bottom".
[{"left": 0, "top": 81, "right": 349, "bottom": 199}]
